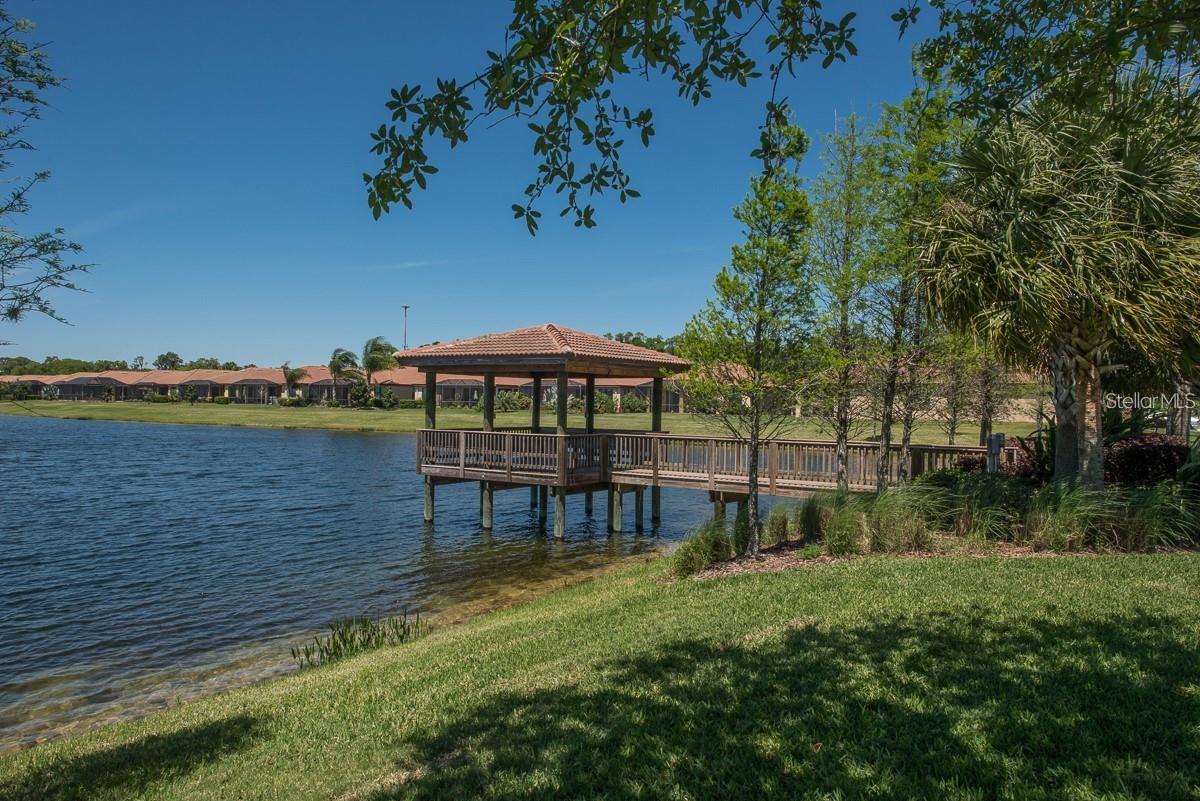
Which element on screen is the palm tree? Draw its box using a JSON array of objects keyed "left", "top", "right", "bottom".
[
  {"left": 328, "top": 348, "right": 360, "bottom": 403},
  {"left": 919, "top": 72, "right": 1200, "bottom": 487},
  {"left": 281, "top": 362, "right": 307, "bottom": 399},
  {"left": 360, "top": 336, "right": 398, "bottom": 385}
]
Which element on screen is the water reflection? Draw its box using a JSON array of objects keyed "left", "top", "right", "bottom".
[{"left": 0, "top": 416, "right": 712, "bottom": 751}]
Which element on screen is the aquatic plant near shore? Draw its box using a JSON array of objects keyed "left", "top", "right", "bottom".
[{"left": 291, "top": 610, "right": 425, "bottom": 669}]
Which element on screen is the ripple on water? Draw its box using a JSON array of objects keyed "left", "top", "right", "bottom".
[{"left": 0, "top": 415, "right": 721, "bottom": 752}]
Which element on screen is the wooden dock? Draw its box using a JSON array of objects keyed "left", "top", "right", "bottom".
[{"left": 417, "top": 428, "right": 1005, "bottom": 532}]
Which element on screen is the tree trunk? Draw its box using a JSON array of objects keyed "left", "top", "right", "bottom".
[
  {"left": 898, "top": 404, "right": 916, "bottom": 483},
  {"left": 1076, "top": 358, "right": 1104, "bottom": 488},
  {"left": 875, "top": 358, "right": 899, "bottom": 493},
  {"left": 835, "top": 373, "right": 851, "bottom": 493},
  {"left": 746, "top": 432, "right": 760, "bottom": 556},
  {"left": 1050, "top": 346, "right": 1080, "bottom": 481}
]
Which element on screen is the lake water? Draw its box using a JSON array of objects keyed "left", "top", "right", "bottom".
[{"left": 0, "top": 415, "right": 715, "bottom": 752}]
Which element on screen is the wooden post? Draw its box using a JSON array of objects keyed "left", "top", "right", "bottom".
[
  {"left": 713, "top": 494, "right": 726, "bottom": 521},
  {"left": 530, "top": 375, "right": 542, "bottom": 508},
  {"left": 609, "top": 486, "right": 623, "bottom": 533},
  {"left": 585, "top": 375, "right": 595, "bottom": 515},
  {"left": 635, "top": 489, "right": 644, "bottom": 533},
  {"left": 554, "top": 489, "right": 566, "bottom": 539},
  {"left": 423, "top": 371, "right": 437, "bottom": 522},
  {"left": 483, "top": 372, "right": 495, "bottom": 431},
  {"left": 651, "top": 377, "right": 663, "bottom": 525},
  {"left": 538, "top": 485, "right": 548, "bottom": 525},
  {"left": 556, "top": 370, "right": 569, "bottom": 434},
  {"left": 531, "top": 375, "right": 542, "bottom": 433},
  {"left": 424, "top": 371, "right": 437, "bottom": 429},
  {"left": 481, "top": 482, "right": 493, "bottom": 529}
]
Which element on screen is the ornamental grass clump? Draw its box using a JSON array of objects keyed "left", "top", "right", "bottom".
[
  {"left": 1023, "top": 482, "right": 1107, "bottom": 551},
  {"left": 864, "top": 485, "right": 948, "bottom": 553},
  {"left": 794, "top": 495, "right": 829, "bottom": 543},
  {"left": 762, "top": 505, "right": 790, "bottom": 547},
  {"left": 1100, "top": 483, "right": 1199, "bottom": 551},
  {"left": 673, "top": 519, "right": 733, "bottom": 577},
  {"left": 952, "top": 473, "right": 1032, "bottom": 543},
  {"left": 823, "top": 503, "right": 864, "bottom": 557},
  {"left": 291, "top": 610, "right": 425, "bottom": 669}
]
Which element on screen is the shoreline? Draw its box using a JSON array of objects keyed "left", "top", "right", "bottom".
[
  {"left": 0, "top": 548, "right": 662, "bottom": 755},
  {"left": 0, "top": 400, "right": 1038, "bottom": 441}
]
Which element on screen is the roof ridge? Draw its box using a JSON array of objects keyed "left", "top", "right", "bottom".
[{"left": 543, "top": 323, "right": 574, "bottom": 356}]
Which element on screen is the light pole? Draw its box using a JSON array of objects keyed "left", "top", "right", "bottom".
[{"left": 402, "top": 304, "right": 411, "bottom": 350}]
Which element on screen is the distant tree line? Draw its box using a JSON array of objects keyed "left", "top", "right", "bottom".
[{"left": 0, "top": 352, "right": 246, "bottom": 375}]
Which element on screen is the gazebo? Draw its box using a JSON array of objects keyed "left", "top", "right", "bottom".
[{"left": 395, "top": 323, "right": 689, "bottom": 536}]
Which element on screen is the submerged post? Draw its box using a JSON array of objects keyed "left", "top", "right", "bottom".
[
  {"left": 554, "top": 489, "right": 566, "bottom": 538},
  {"left": 481, "top": 481, "right": 494, "bottom": 529},
  {"left": 651, "top": 376, "right": 664, "bottom": 525},
  {"left": 423, "top": 370, "right": 437, "bottom": 523},
  {"left": 608, "top": 486, "right": 624, "bottom": 533},
  {"left": 635, "top": 488, "right": 644, "bottom": 533}
]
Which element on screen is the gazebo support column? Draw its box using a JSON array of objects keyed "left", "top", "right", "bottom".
[
  {"left": 538, "top": 486, "right": 548, "bottom": 524},
  {"left": 423, "top": 371, "right": 437, "bottom": 523},
  {"left": 584, "top": 376, "right": 595, "bottom": 516},
  {"left": 482, "top": 372, "right": 495, "bottom": 431},
  {"left": 554, "top": 370, "right": 569, "bottom": 539},
  {"left": 634, "top": 489, "right": 644, "bottom": 533},
  {"left": 530, "top": 375, "right": 542, "bottom": 507},
  {"left": 651, "top": 376, "right": 664, "bottom": 525}
]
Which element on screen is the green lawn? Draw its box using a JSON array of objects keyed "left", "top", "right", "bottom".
[
  {"left": 0, "top": 400, "right": 1036, "bottom": 443},
  {"left": 1, "top": 553, "right": 1197, "bottom": 800}
]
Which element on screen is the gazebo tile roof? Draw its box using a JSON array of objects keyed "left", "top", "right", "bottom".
[{"left": 394, "top": 324, "right": 688, "bottom": 375}]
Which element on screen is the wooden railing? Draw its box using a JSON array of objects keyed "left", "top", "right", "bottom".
[
  {"left": 418, "top": 430, "right": 605, "bottom": 484},
  {"left": 416, "top": 429, "right": 1007, "bottom": 493}
]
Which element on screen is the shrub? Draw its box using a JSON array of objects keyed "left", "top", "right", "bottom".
[
  {"left": 1104, "top": 433, "right": 1190, "bottom": 486},
  {"left": 398, "top": 398, "right": 422, "bottom": 409},
  {"left": 147, "top": 393, "right": 177, "bottom": 403},
  {"left": 672, "top": 520, "right": 732, "bottom": 577},
  {"left": 593, "top": 392, "right": 616, "bottom": 414},
  {"left": 349, "top": 381, "right": 374, "bottom": 409},
  {"left": 279, "top": 396, "right": 312, "bottom": 408},
  {"left": 375, "top": 389, "right": 399, "bottom": 410},
  {"left": 496, "top": 390, "right": 530, "bottom": 412},
  {"left": 566, "top": 395, "right": 585, "bottom": 412},
  {"left": 291, "top": 610, "right": 424, "bottom": 669},
  {"left": 763, "top": 505, "right": 789, "bottom": 547},
  {"left": 325, "top": 398, "right": 341, "bottom": 408},
  {"left": 212, "top": 396, "right": 232, "bottom": 405},
  {"left": 1179, "top": 438, "right": 1200, "bottom": 492},
  {"left": 1004, "top": 429, "right": 1053, "bottom": 484},
  {"left": 620, "top": 394, "right": 648, "bottom": 413}
]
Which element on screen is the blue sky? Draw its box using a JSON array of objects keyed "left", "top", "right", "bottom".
[{"left": 9, "top": 1, "right": 924, "bottom": 366}]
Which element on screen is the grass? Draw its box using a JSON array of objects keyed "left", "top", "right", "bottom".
[
  {"left": 1, "top": 553, "right": 1197, "bottom": 800},
  {"left": 0, "top": 400, "right": 1038, "bottom": 442}
]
